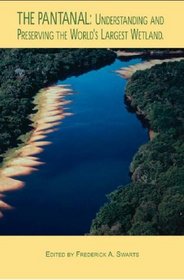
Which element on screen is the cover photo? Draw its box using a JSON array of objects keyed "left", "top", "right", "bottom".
[{"left": 0, "top": 48, "right": 183, "bottom": 236}]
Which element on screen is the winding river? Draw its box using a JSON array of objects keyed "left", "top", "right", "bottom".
[{"left": 0, "top": 58, "right": 148, "bottom": 235}]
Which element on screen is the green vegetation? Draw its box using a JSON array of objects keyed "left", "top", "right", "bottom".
[
  {"left": 0, "top": 48, "right": 116, "bottom": 160},
  {"left": 90, "top": 60, "right": 184, "bottom": 235}
]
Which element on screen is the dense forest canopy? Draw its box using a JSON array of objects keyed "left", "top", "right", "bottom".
[
  {"left": 90, "top": 60, "right": 184, "bottom": 235},
  {"left": 0, "top": 48, "right": 116, "bottom": 160}
]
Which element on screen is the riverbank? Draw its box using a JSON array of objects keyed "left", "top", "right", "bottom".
[
  {"left": 90, "top": 58, "right": 184, "bottom": 235},
  {"left": 116, "top": 57, "right": 182, "bottom": 142},
  {"left": 114, "top": 49, "right": 184, "bottom": 60},
  {"left": 0, "top": 49, "right": 116, "bottom": 160},
  {"left": 117, "top": 57, "right": 184, "bottom": 140},
  {"left": 116, "top": 57, "right": 184, "bottom": 79},
  {"left": 0, "top": 85, "right": 73, "bottom": 218}
]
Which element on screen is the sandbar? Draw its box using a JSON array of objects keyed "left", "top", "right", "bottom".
[{"left": 0, "top": 84, "right": 73, "bottom": 217}]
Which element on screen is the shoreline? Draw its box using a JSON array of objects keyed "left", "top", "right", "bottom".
[
  {"left": 114, "top": 50, "right": 184, "bottom": 60},
  {"left": 0, "top": 84, "right": 73, "bottom": 217},
  {"left": 90, "top": 56, "right": 184, "bottom": 235},
  {"left": 117, "top": 57, "right": 184, "bottom": 141},
  {"left": 116, "top": 57, "right": 184, "bottom": 79},
  {"left": 0, "top": 49, "right": 116, "bottom": 160}
]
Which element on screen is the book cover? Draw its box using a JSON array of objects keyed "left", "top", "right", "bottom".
[{"left": 0, "top": 0, "right": 183, "bottom": 279}]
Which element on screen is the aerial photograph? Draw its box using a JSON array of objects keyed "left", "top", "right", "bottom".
[{"left": 0, "top": 48, "right": 183, "bottom": 235}]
